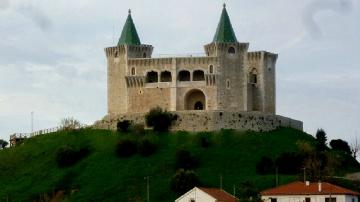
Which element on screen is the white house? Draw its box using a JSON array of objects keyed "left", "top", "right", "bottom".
[
  {"left": 175, "top": 187, "right": 238, "bottom": 202},
  {"left": 261, "top": 181, "right": 359, "bottom": 202}
]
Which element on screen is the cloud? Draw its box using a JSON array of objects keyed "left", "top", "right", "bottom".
[
  {"left": 302, "top": 0, "right": 353, "bottom": 38},
  {"left": 17, "top": 4, "right": 52, "bottom": 31},
  {"left": 0, "top": 0, "right": 9, "bottom": 10}
]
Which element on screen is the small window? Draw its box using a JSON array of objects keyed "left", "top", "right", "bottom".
[
  {"left": 193, "top": 70, "right": 205, "bottom": 81},
  {"left": 250, "top": 73, "right": 257, "bottom": 84},
  {"left": 352, "top": 198, "right": 355, "bottom": 202},
  {"left": 131, "top": 67, "right": 135, "bottom": 76},
  {"left": 226, "top": 79, "right": 230, "bottom": 89},
  {"left": 146, "top": 71, "right": 158, "bottom": 83},
  {"left": 143, "top": 52, "right": 147, "bottom": 58},
  {"left": 209, "top": 65, "right": 214, "bottom": 74},
  {"left": 114, "top": 51, "right": 119, "bottom": 58},
  {"left": 160, "top": 71, "right": 172, "bottom": 82},
  {"left": 178, "top": 70, "right": 190, "bottom": 81},
  {"left": 325, "top": 197, "right": 336, "bottom": 202},
  {"left": 270, "top": 198, "right": 277, "bottom": 202},
  {"left": 190, "top": 199, "right": 195, "bottom": 202},
  {"left": 305, "top": 197, "right": 310, "bottom": 202},
  {"left": 228, "top": 47, "right": 235, "bottom": 54}
]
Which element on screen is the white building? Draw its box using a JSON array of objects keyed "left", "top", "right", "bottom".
[
  {"left": 261, "top": 181, "right": 359, "bottom": 202},
  {"left": 175, "top": 187, "right": 238, "bottom": 202}
]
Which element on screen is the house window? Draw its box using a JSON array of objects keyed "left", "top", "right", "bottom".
[
  {"left": 190, "top": 199, "right": 195, "bottom": 202},
  {"left": 131, "top": 67, "right": 136, "bottom": 76},
  {"left": 146, "top": 71, "right": 158, "bottom": 83},
  {"left": 228, "top": 47, "right": 235, "bottom": 54},
  {"left": 193, "top": 70, "right": 205, "bottom": 81},
  {"left": 305, "top": 197, "right": 311, "bottom": 202},
  {"left": 209, "top": 65, "right": 214, "bottom": 74},
  {"left": 178, "top": 70, "right": 190, "bottom": 81},
  {"left": 270, "top": 198, "right": 277, "bottom": 202},
  {"left": 325, "top": 197, "right": 336, "bottom": 202},
  {"left": 160, "top": 71, "right": 172, "bottom": 82}
]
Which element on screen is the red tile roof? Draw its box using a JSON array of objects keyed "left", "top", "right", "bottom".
[
  {"left": 199, "top": 187, "right": 238, "bottom": 202},
  {"left": 261, "top": 181, "right": 360, "bottom": 196}
]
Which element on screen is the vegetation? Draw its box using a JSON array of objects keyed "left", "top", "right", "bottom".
[
  {"left": 55, "top": 145, "right": 91, "bottom": 167},
  {"left": 145, "top": 107, "right": 177, "bottom": 132},
  {"left": 115, "top": 139, "right": 137, "bottom": 158},
  {"left": 60, "top": 117, "right": 81, "bottom": 131},
  {"left": 330, "top": 139, "right": 352, "bottom": 155},
  {"left": 170, "top": 169, "right": 200, "bottom": 196},
  {"left": 0, "top": 127, "right": 358, "bottom": 201},
  {"left": 117, "top": 120, "right": 131, "bottom": 133},
  {"left": 0, "top": 139, "right": 8, "bottom": 149}
]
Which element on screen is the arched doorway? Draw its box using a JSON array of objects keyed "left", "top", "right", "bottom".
[{"left": 185, "top": 89, "right": 206, "bottom": 110}]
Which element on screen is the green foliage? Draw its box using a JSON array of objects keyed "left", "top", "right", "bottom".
[
  {"left": 56, "top": 145, "right": 90, "bottom": 167},
  {"left": 330, "top": 139, "right": 351, "bottom": 155},
  {"left": 131, "top": 123, "right": 145, "bottom": 135},
  {"left": 175, "top": 149, "right": 199, "bottom": 170},
  {"left": 0, "top": 128, "right": 357, "bottom": 201},
  {"left": 0, "top": 139, "right": 8, "bottom": 149},
  {"left": 138, "top": 139, "right": 157, "bottom": 157},
  {"left": 256, "top": 156, "right": 274, "bottom": 175},
  {"left": 238, "top": 181, "right": 261, "bottom": 202},
  {"left": 198, "top": 132, "right": 212, "bottom": 148},
  {"left": 315, "top": 128, "right": 328, "bottom": 151},
  {"left": 117, "top": 120, "right": 131, "bottom": 133},
  {"left": 170, "top": 169, "right": 200, "bottom": 196},
  {"left": 115, "top": 139, "right": 137, "bottom": 158},
  {"left": 275, "top": 152, "right": 305, "bottom": 174},
  {"left": 145, "top": 107, "right": 177, "bottom": 132}
]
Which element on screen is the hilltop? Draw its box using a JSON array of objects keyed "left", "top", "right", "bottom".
[{"left": 0, "top": 128, "right": 358, "bottom": 201}]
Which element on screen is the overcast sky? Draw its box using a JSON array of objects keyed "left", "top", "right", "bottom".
[{"left": 0, "top": 0, "right": 359, "bottom": 145}]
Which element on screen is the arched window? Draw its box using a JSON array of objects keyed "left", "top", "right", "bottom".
[
  {"left": 131, "top": 67, "right": 135, "bottom": 76},
  {"left": 178, "top": 70, "right": 190, "bottom": 81},
  {"left": 193, "top": 70, "right": 205, "bottom": 81},
  {"left": 143, "top": 52, "right": 147, "bottom": 58},
  {"left": 228, "top": 47, "right": 235, "bottom": 54},
  {"left": 160, "top": 71, "right": 172, "bottom": 82},
  {"left": 209, "top": 65, "right": 214, "bottom": 74},
  {"left": 146, "top": 71, "right": 158, "bottom": 83}
]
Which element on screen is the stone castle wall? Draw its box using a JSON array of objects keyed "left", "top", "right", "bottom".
[{"left": 93, "top": 111, "right": 303, "bottom": 132}]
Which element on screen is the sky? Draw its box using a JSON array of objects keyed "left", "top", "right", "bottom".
[{"left": 0, "top": 0, "right": 359, "bottom": 147}]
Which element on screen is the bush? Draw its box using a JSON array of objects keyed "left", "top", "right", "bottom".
[
  {"left": 0, "top": 139, "right": 8, "bottom": 149},
  {"left": 60, "top": 117, "right": 82, "bottom": 131},
  {"left": 56, "top": 145, "right": 90, "bottom": 167},
  {"left": 256, "top": 156, "right": 274, "bottom": 175},
  {"left": 115, "top": 139, "right": 137, "bottom": 158},
  {"left": 170, "top": 169, "right": 200, "bottom": 196},
  {"left": 145, "top": 107, "right": 177, "bottom": 132},
  {"left": 330, "top": 139, "right": 352, "bottom": 155},
  {"left": 138, "top": 139, "right": 157, "bottom": 157},
  {"left": 131, "top": 123, "right": 145, "bottom": 135},
  {"left": 198, "top": 132, "right": 212, "bottom": 148},
  {"left": 175, "top": 149, "right": 199, "bottom": 170},
  {"left": 117, "top": 120, "right": 131, "bottom": 133},
  {"left": 275, "top": 152, "right": 304, "bottom": 174}
]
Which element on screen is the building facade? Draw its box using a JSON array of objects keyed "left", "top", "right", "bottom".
[
  {"left": 106, "top": 5, "right": 276, "bottom": 115},
  {"left": 175, "top": 187, "right": 238, "bottom": 202}
]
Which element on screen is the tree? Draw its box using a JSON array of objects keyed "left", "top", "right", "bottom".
[
  {"left": 315, "top": 128, "right": 327, "bottom": 151},
  {"left": 145, "top": 107, "right": 177, "bottom": 132},
  {"left": 170, "top": 169, "right": 200, "bottom": 195},
  {"left": 117, "top": 120, "right": 131, "bottom": 133},
  {"left": 238, "top": 181, "right": 261, "bottom": 202},
  {"left": 330, "top": 139, "right": 351, "bottom": 155},
  {"left": 60, "top": 117, "right": 81, "bottom": 131},
  {"left": 0, "top": 139, "right": 9, "bottom": 149},
  {"left": 350, "top": 137, "right": 359, "bottom": 160}
]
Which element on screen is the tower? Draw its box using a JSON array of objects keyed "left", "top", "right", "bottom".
[
  {"left": 204, "top": 4, "right": 249, "bottom": 111},
  {"left": 105, "top": 9, "right": 153, "bottom": 115}
]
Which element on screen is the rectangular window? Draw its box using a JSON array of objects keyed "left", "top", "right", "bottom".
[
  {"left": 352, "top": 198, "right": 355, "bottom": 202},
  {"left": 190, "top": 199, "right": 195, "bottom": 202},
  {"left": 271, "top": 198, "right": 277, "bottom": 202},
  {"left": 305, "top": 197, "right": 311, "bottom": 202},
  {"left": 325, "top": 197, "right": 336, "bottom": 202}
]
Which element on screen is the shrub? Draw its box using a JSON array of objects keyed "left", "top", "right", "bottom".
[
  {"left": 131, "top": 123, "right": 145, "bottom": 135},
  {"left": 138, "top": 139, "right": 157, "bottom": 157},
  {"left": 60, "top": 117, "right": 82, "bottom": 131},
  {"left": 0, "top": 139, "right": 8, "bottom": 149},
  {"left": 115, "top": 139, "right": 137, "bottom": 158},
  {"left": 175, "top": 149, "right": 199, "bottom": 170},
  {"left": 145, "top": 107, "right": 177, "bottom": 132},
  {"left": 198, "top": 132, "right": 212, "bottom": 148},
  {"left": 56, "top": 145, "right": 90, "bottom": 167},
  {"left": 170, "top": 169, "right": 200, "bottom": 196},
  {"left": 238, "top": 181, "right": 261, "bottom": 202},
  {"left": 275, "top": 152, "right": 304, "bottom": 174},
  {"left": 330, "top": 139, "right": 351, "bottom": 155},
  {"left": 117, "top": 120, "right": 131, "bottom": 133},
  {"left": 256, "top": 156, "right": 274, "bottom": 175}
]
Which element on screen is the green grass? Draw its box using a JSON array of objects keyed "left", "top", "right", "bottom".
[{"left": 0, "top": 128, "right": 318, "bottom": 201}]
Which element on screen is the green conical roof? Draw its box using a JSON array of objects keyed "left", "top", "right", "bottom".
[
  {"left": 118, "top": 9, "right": 141, "bottom": 46},
  {"left": 213, "top": 4, "right": 238, "bottom": 43}
]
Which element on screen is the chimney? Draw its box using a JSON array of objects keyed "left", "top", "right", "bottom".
[
  {"left": 318, "top": 181, "right": 322, "bottom": 192},
  {"left": 305, "top": 181, "right": 310, "bottom": 186}
]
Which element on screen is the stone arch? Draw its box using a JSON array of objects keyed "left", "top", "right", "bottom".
[
  {"left": 193, "top": 70, "right": 205, "bottom": 81},
  {"left": 146, "top": 71, "right": 158, "bottom": 83},
  {"left": 228, "top": 46, "right": 236, "bottom": 54},
  {"left": 160, "top": 71, "right": 172, "bottom": 82},
  {"left": 185, "top": 89, "right": 206, "bottom": 110},
  {"left": 178, "top": 70, "right": 190, "bottom": 81}
]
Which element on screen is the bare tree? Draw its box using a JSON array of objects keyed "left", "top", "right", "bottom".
[
  {"left": 60, "top": 117, "right": 81, "bottom": 131},
  {"left": 350, "top": 136, "right": 359, "bottom": 160}
]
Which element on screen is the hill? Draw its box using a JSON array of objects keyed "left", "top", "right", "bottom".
[{"left": 0, "top": 128, "right": 358, "bottom": 201}]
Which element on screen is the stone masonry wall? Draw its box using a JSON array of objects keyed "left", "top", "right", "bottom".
[{"left": 93, "top": 111, "right": 303, "bottom": 132}]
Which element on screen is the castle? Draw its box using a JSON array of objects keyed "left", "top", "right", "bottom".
[{"left": 94, "top": 4, "right": 303, "bottom": 132}]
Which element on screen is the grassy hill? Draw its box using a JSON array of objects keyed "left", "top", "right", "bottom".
[{"left": 0, "top": 128, "right": 356, "bottom": 201}]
